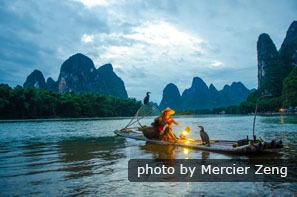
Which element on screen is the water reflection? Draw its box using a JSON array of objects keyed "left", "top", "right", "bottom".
[
  {"left": 260, "top": 114, "right": 297, "bottom": 124},
  {"left": 139, "top": 142, "right": 176, "bottom": 160},
  {"left": 138, "top": 142, "right": 212, "bottom": 162},
  {"left": 58, "top": 136, "right": 125, "bottom": 180},
  {"left": 201, "top": 151, "right": 210, "bottom": 161},
  {"left": 280, "top": 114, "right": 284, "bottom": 124},
  {"left": 58, "top": 137, "right": 125, "bottom": 161}
]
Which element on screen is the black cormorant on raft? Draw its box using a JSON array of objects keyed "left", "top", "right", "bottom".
[
  {"left": 198, "top": 126, "right": 210, "bottom": 146},
  {"left": 143, "top": 92, "right": 151, "bottom": 105}
]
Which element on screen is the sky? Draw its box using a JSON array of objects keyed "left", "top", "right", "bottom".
[{"left": 0, "top": 0, "right": 296, "bottom": 103}]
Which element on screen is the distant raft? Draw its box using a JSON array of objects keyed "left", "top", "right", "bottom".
[{"left": 114, "top": 128, "right": 283, "bottom": 155}]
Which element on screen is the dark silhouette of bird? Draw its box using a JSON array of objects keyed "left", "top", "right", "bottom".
[
  {"left": 143, "top": 92, "right": 151, "bottom": 105},
  {"left": 198, "top": 126, "right": 210, "bottom": 146}
]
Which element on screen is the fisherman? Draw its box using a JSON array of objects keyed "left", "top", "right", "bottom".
[
  {"left": 198, "top": 126, "right": 210, "bottom": 146},
  {"left": 152, "top": 107, "right": 179, "bottom": 142}
]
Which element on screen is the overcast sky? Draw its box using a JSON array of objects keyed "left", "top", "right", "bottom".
[{"left": 0, "top": 0, "right": 296, "bottom": 103}]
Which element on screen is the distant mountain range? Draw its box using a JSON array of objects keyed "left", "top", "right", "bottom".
[
  {"left": 24, "top": 20, "right": 297, "bottom": 110},
  {"left": 24, "top": 53, "right": 253, "bottom": 110},
  {"left": 159, "top": 78, "right": 253, "bottom": 111},
  {"left": 23, "top": 53, "right": 254, "bottom": 111},
  {"left": 24, "top": 53, "right": 128, "bottom": 98}
]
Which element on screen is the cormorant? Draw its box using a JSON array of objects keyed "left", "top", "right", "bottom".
[
  {"left": 198, "top": 126, "right": 210, "bottom": 146},
  {"left": 143, "top": 92, "right": 151, "bottom": 105}
]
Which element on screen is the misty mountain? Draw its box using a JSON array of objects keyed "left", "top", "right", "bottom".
[{"left": 24, "top": 53, "right": 128, "bottom": 98}]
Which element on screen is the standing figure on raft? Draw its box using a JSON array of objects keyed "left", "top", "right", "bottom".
[{"left": 152, "top": 107, "right": 179, "bottom": 142}]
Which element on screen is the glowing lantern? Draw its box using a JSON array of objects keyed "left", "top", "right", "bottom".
[{"left": 180, "top": 127, "right": 190, "bottom": 139}]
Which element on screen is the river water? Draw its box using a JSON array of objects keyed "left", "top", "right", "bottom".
[{"left": 0, "top": 115, "right": 296, "bottom": 196}]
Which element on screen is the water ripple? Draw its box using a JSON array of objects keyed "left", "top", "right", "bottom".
[{"left": 0, "top": 116, "right": 296, "bottom": 196}]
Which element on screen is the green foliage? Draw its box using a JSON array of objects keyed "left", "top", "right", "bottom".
[
  {"left": 238, "top": 91, "right": 261, "bottom": 114},
  {"left": 238, "top": 89, "right": 282, "bottom": 113},
  {"left": 0, "top": 84, "right": 141, "bottom": 119},
  {"left": 0, "top": 84, "right": 12, "bottom": 118},
  {"left": 240, "top": 64, "right": 296, "bottom": 113},
  {"left": 259, "top": 59, "right": 291, "bottom": 97},
  {"left": 282, "top": 66, "right": 297, "bottom": 107}
]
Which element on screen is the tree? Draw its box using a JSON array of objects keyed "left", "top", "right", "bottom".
[
  {"left": 0, "top": 84, "right": 143, "bottom": 119},
  {"left": 0, "top": 84, "right": 12, "bottom": 118}
]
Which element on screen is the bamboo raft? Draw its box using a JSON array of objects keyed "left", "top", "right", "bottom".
[{"left": 114, "top": 129, "right": 283, "bottom": 154}]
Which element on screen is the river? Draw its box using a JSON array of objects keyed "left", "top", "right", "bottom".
[{"left": 0, "top": 115, "right": 296, "bottom": 196}]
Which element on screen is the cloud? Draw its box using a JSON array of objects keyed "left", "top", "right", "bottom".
[
  {"left": 0, "top": 0, "right": 296, "bottom": 103},
  {"left": 0, "top": 0, "right": 109, "bottom": 82},
  {"left": 86, "top": 19, "right": 213, "bottom": 101},
  {"left": 76, "top": 0, "right": 110, "bottom": 7},
  {"left": 210, "top": 61, "right": 223, "bottom": 68},
  {"left": 81, "top": 34, "right": 94, "bottom": 43}
]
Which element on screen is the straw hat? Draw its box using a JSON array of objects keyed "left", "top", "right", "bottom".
[{"left": 162, "top": 107, "right": 175, "bottom": 115}]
